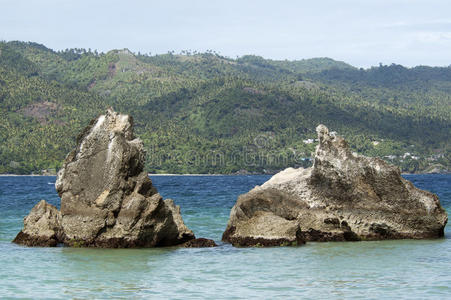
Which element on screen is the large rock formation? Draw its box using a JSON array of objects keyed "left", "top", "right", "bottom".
[
  {"left": 223, "top": 125, "right": 448, "bottom": 246},
  {"left": 14, "top": 108, "right": 196, "bottom": 247}
]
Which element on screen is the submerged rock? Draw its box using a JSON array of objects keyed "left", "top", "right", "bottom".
[
  {"left": 182, "top": 238, "right": 217, "bottom": 248},
  {"left": 14, "top": 108, "right": 195, "bottom": 247},
  {"left": 223, "top": 125, "right": 448, "bottom": 246}
]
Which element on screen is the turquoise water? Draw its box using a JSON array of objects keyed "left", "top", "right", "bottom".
[{"left": 0, "top": 174, "right": 450, "bottom": 299}]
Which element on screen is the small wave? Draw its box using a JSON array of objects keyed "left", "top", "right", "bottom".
[{"left": 48, "top": 182, "right": 55, "bottom": 185}]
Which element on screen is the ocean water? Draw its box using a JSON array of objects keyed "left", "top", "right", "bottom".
[{"left": 0, "top": 174, "right": 450, "bottom": 299}]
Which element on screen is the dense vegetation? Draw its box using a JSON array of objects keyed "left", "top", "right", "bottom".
[{"left": 0, "top": 41, "right": 449, "bottom": 174}]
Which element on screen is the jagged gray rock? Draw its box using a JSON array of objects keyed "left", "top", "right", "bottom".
[
  {"left": 14, "top": 108, "right": 195, "bottom": 247},
  {"left": 223, "top": 125, "right": 448, "bottom": 246},
  {"left": 13, "top": 200, "right": 63, "bottom": 247}
]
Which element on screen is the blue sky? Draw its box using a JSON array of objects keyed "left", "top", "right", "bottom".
[{"left": 1, "top": 0, "right": 450, "bottom": 67}]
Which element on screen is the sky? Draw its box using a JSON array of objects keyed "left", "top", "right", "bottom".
[{"left": 1, "top": 0, "right": 450, "bottom": 67}]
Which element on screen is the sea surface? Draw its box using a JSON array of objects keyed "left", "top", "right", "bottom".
[{"left": 0, "top": 174, "right": 450, "bottom": 299}]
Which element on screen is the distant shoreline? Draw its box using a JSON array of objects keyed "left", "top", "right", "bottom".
[
  {"left": 0, "top": 172, "right": 449, "bottom": 177},
  {"left": 0, "top": 174, "right": 52, "bottom": 177},
  {"left": 148, "top": 173, "right": 227, "bottom": 176},
  {"left": 0, "top": 173, "right": 233, "bottom": 177}
]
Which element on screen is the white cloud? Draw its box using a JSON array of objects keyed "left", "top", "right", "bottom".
[
  {"left": 1, "top": 0, "right": 450, "bottom": 67},
  {"left": 413, "top": 31, "right": 451, "bottom": 43}
]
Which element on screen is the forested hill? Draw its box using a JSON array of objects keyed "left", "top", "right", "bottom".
[{"left": 0, "top": 41, "right": 450, "bottom": 174}]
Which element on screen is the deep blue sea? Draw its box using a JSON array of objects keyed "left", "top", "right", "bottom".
[{"left": 0, "top": 174, "right": 450, "bottom": 299}]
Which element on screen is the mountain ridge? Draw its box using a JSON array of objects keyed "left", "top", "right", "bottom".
[{"left": 0, "top": 40, "right": 449, "bottom": 174}]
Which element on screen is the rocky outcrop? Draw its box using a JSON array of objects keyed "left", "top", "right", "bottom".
[
  {"left": 14, "top": 108, "right": 195, "bottom": 247},
  {"left": 13, "top": 200, "right": 64, "bottom": 247},
  {"left": 223, "top": 125, "right": 448, "bottom": 246}
]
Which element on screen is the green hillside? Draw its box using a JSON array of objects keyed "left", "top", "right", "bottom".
[{"left": 0, "top": 41, "right": 449, "bottom": 174}]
